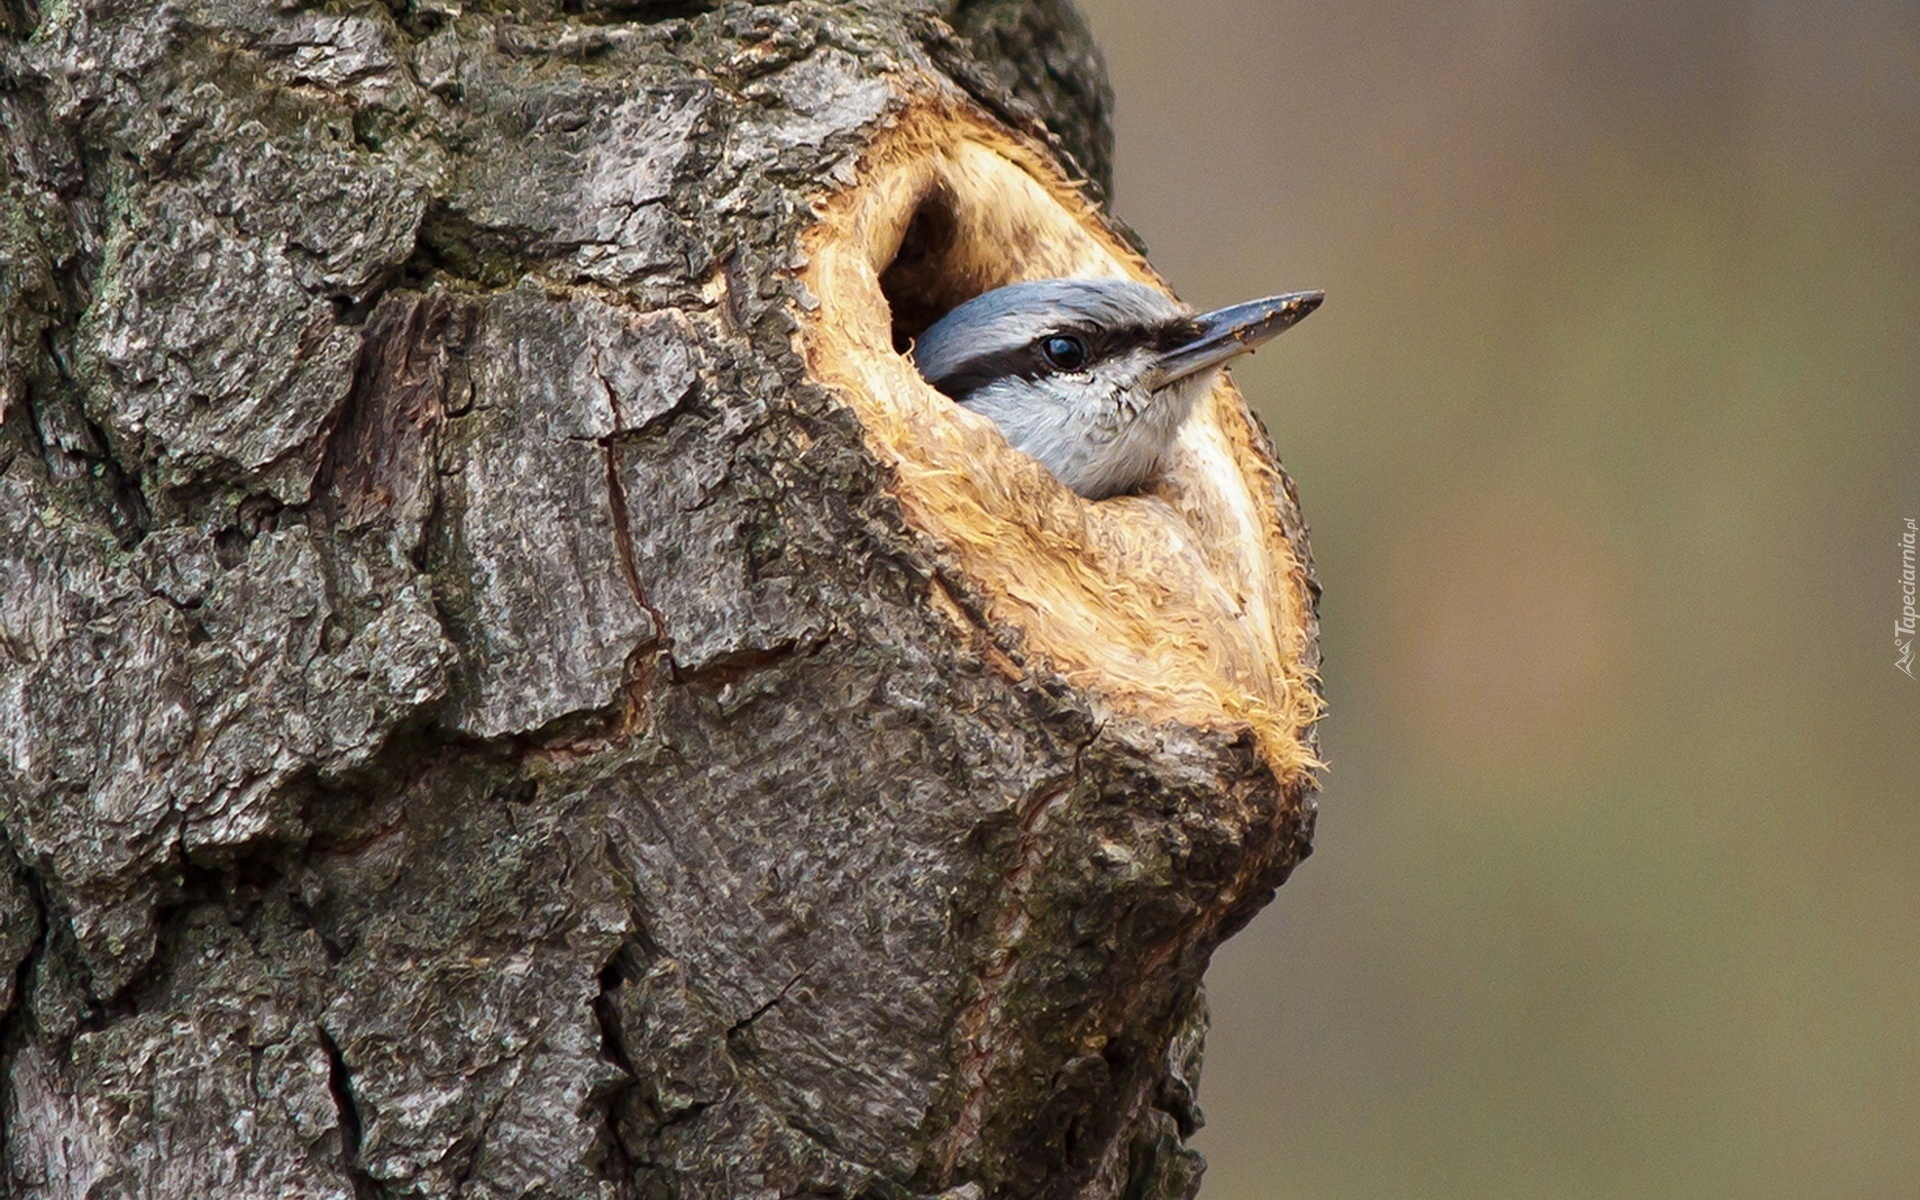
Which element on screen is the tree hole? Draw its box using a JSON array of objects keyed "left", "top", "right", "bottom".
[
  {"left": 880, "top": 185, "right": 969, "bottom": 354},
  {"left": 797, "top": 111, "right": 1325, "bottom": 788}
]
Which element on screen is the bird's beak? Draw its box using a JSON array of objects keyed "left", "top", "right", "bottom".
[{"left": 1142, "top": 290, "right": 1324, "bottom": 392}]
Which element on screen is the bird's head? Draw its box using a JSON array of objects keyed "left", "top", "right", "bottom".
[{"left": 911, "top": 278, "right": 1321, "bottom": 499}]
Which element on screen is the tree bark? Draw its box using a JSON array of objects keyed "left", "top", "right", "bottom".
[{"left": 0, "top": 3, "right": 1320, "bottom": 1198}]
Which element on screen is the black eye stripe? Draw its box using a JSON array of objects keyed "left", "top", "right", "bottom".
[
  {"left": 921, "top": 344, "right": 1052, "bottom": 399},
  {"left": 1053, "top": 317, "right": 1205, "bottom": 364},
  {"left": 919, "top": 316, "right": 1200, "bottom": 400}
]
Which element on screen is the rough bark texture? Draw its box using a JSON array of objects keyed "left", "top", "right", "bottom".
[{"left": 0, "top": 4, "right": 1318, "bottom": 1199}]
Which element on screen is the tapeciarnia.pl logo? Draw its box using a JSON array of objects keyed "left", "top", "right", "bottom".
[{"left": 1899, "top": 517, "right": 1917, "bottom": 678}]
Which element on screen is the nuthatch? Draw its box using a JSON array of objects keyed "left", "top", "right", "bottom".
[{"left": 912, "top": 279, "right": 1322, "bottom": 499}]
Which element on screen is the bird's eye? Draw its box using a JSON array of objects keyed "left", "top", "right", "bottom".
[{"left": 1040, "top": 334, "right": 1089, "bottom": 371}]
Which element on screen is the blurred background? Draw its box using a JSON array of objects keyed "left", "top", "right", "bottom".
[{"left": 1069, "top": 1, "right": 1920, "bottom": 1196}]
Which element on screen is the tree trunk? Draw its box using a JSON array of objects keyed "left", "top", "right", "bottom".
[{"left": 0, "top": 3, "right": 1320, "bottom": 1198}]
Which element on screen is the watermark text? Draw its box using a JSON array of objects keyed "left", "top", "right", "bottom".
[{"left": 1899, "top": 517, "right": 1916, "bottom": 677}]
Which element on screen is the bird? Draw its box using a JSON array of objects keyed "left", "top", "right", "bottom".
[{"left": 910, "top": 278, "right": 1322, "bottom": 499}]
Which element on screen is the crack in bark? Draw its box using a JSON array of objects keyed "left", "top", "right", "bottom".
[
  {"left": 0, "top": 855, "right": 50, "bottom": 1184},
  {"left": 317, "top": 1023, "right": 381, "bottom": 1200},
  {"left": 313, "top": 290, "right": 460, "bottom": 541},
  {"left": 592, "top": 945, "right": 647, "bottom": 1194},
  {"left": 602, "top": 441, "right": 673, "bottom": 659},
  {"left": 23, "top": 337, "right": 151, "bottom": 547},
  {"left": 725, "top": 968, "right": 805, "bottom": 1043},
  {"left": 444, "top": 1063, "right": 519, "bottom": 1198}
]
